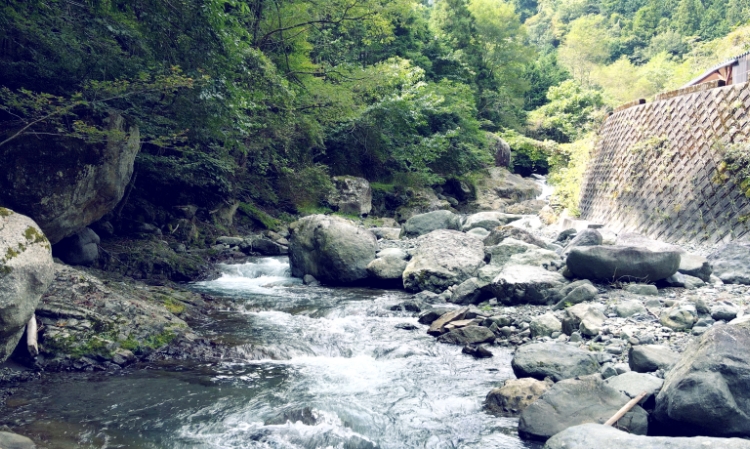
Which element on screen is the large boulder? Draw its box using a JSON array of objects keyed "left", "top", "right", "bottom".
[
  {"left": 566, "top": 246, "right": 681, "bottom": 282},
  {"left": 0, "top": 208, "right": 55, "bottom": 362},
  {"left": 471, "top": 167, "right": 542, "bottom": 211},
  {"left": 616, "top": 233, "right": 685, "bottom": 254},
  {"left": 654, "top": 321, "right": 750, "bottom": 437},
  {"left": 402, "top": 230, "right": 485, "bottom": 293},
  {"left": 518, "top": 377, "right": 648, "bottom": 441},
  {"left": 400, "top": 210, "right": 461, "bottom": 238},
  {"left": 490, "top": 264, "right": 567, "bottom": 305},
  {"left": 488, "top": 132, "right": 511, "bottom": 168},
  {"left": 0, "top": 113, "right": 139, "bottom": 244},
  {"left": 288, "top": 215, "right": 377, "bottom": 285},
  {"left": 485, "top": 377, "right": 551, "bottom": 416},
  {"left": 707, "top": 243, "right": 750, "bottom": 284},
  {"left": 512, "top": 343, "right": 600, "bottom": 382},
  {"left": 328, "top": 176, "right": 372, "bottom": 216},
  {"left": 560, "top": 228, "right": 602, "bottom": 257},
  {"left": 544, "top": 424, "right": 750, "bottom": 449},
  {"left": 52, "top": 227, "right": 100, "bottom": 265}
]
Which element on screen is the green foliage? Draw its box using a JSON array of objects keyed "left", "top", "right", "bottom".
[
  {"left": 547, "top": 134, "right": 596, "bottom": 215},
  {"left": 238, "top": 203, "right": 280, "bottom": 230},
  {"left": 719, "top": 143, "right": 750, "bottom": 197},
  {"left": 501, "top": 130, "right": 559, "bottom": 175},
  {"left": 527, "top": 80, "right": 605, "bottom": 142}
]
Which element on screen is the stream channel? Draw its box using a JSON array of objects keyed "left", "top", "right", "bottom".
[{"left": 1, "top": 257, "right": 542, "bottom": 449}]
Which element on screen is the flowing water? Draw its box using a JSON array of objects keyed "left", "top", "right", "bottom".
[{"left": 1, "top": 258, "right": 541, "bottom": 449}]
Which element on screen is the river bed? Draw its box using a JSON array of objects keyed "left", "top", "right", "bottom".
[{"left": 1, "top": 257, "right": 541, "bottom": 449}]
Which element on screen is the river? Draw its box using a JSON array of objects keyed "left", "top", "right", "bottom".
[{"left": 1, "top": 257, "right": 541, "bottom": 449}]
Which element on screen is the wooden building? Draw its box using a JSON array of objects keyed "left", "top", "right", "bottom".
[{"left": 683, "top": 51, "right": 750, "bottom": 87}]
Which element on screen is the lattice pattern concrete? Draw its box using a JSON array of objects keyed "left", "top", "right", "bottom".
[{"left": 579, "top": 82, "right": 750, "bottom": 244}]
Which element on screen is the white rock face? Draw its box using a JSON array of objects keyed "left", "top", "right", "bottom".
[{"left": 0, "top": 208, "right": 55, "bottom": 362}]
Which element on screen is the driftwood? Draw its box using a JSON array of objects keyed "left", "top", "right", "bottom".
[
  {"left": 26, "top": 315, "right": 38, "bottom": 357},
  {"left": 604, "top": 391, "right": 648, "bottom": 426}
]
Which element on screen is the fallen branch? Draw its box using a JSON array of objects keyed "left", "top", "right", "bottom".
[
  {"left": 26, "top": 315, "right": 39, "bottom": 357},
  {"left": 605, "top": 391, "right": 648, "bottom": 426}
]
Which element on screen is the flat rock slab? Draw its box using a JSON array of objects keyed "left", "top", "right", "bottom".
[
  {"left": 544, "top": 424, "right": 750, "bottom": 449},
  {"left": 519, "top": 377, "right": 648, "bottom": 441},
  {"left": 512, "top": 343, "right": 600, "bottom": 382},
  {"left": 629, "top": 345, "right": 680, "bottom": 373},
  {"left": 437, "top": 325, "right": 495, "bottom": 345}
]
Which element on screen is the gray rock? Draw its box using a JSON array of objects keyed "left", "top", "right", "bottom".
[
  {"left": 417, "top": 306, "right": 455, "bottom": 325},
  {"left": 555, "top": 228, "right": 578, "bottom": 244},
  {"left": 427, "top": 307, "right": 468, "bottom": 336},
  {"left": 561, "top": 228, "right": 603, "bottom": 256},
  {"left": 490, "top": 264, "right": 568, "bottom": 305},
  {"left": 484, "top": 225, "right": 547, "bottom": 248},
  {"left": 711, "top": 303, "right": 739, "bottom": 321},
  {"left": 512, "top": 343, "right": 600, "bottom": 382},
  {"left": 563, "top": 303, "right": 606, "bottom": 337},
  {"left": 252, "top": 237, "right": 288, "bottom": 255},
  {"left": 624, "top": 284, "right": 658, "bottom": 296},
  {"left": 489, "top": 133, "right": 511, "bottom": 168},
  {"left": 53, "top": 227, "right": 100, "bottom": 265},
  {"left": 450, "top": 277, "right": 487, "bottom": 305},
  {"left": 544, "top": 423, "right": 750, "bottom": 449},
  {"left": 660, "top": 304, "right": 697, "bottom": 331},
  {"left": 0, "top": 431, "right": 36, "bottom": 449},
  {"left": 303, "top": 274, "right": 320, "bottom": 286},
  {"left": 376, "top": 248, "right": 408, "bottom": 260},
  {"left": 328, "top": 176, "right": 372, "bottom": 216},
  {"left": 553, "top": 282, "right": 599, "bottom": 309},
  {"left": 0, "top": 209, "right": 55, "bottom": 362},
  {"left": 461, "top": 211, "right": 521, "bottom": 232},
  {"left": 485, "top": 377, "right": 551, "bottom": 416},
  {"left": 366, "top": 256, "right": 408, "bottom": 286},
  {"left": 465, "top": 227, "right": 490, "bottom": 239},
  {"left": 678, "top": 253, "right": 712, "bottom": 282},
  {"left": 615, "top": 300, "right": 647, "bottom": 318},
  {"left": 369, "top": 227, "right": 401, "bottom": 240},
  {"left": 664, "top": 272, "right": 705, "bottom": 289},
  {"left": 628, "top": 345, "right": 679, "bottom": 373},
  {"left": 655, "top": 321, "right": 750, "bottom": 437},
  {"left": 471, "top": 167, "right": 542, "bottom": 211},
  {"left": 508, "top": 247, "right": 563, "bottom": 271},
  {"left": 530, "top": 313, "right": 563, "bottom": 338},
  {"left": 519, "top": 377, "right": 648, "bottom": 441},
  {"left": 605, "top": 371, "right": 664, "bottom": 405},
  {"left": 289, "top": 215, "right": 377, "bottom": 285},
  {"left": 0, "top": 113, "right": 139, "bottom": 244},
  {"left": 402, "top": 230, "right": 485, "bottom": 293},
  {"left": 615, "top": 233, "right": 685, "bottom": 253},
  {"left": 216, "top": 236, "right": 244, "bottom": 246},
  {"left": 437, "top": 325, "right": 495, "bottom": 345},
  {"left": 566, "top": 246, "right": 681, "bottom": 282},
  {"left": 400, "top": 210, "right": 461, "bottom": 238},
  {"left": 707, "top": 243, "right": 750, "bottom": 284}
]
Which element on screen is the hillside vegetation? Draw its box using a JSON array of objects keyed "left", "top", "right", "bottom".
[{"left": 1, "top": 0, "right": 749, "bottom": 223}]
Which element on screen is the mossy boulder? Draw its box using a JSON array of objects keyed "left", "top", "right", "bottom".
[{"left": 0, "top": 208, "right": 55, "bottom": 362}]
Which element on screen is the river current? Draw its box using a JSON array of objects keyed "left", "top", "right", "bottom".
[{"left": 1, "top": 257, "right": 541, "bottom": 449}]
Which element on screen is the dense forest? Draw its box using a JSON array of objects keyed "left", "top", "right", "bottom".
[{"left": 1, "top": 0, "right": 750, "bottom": 222}]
